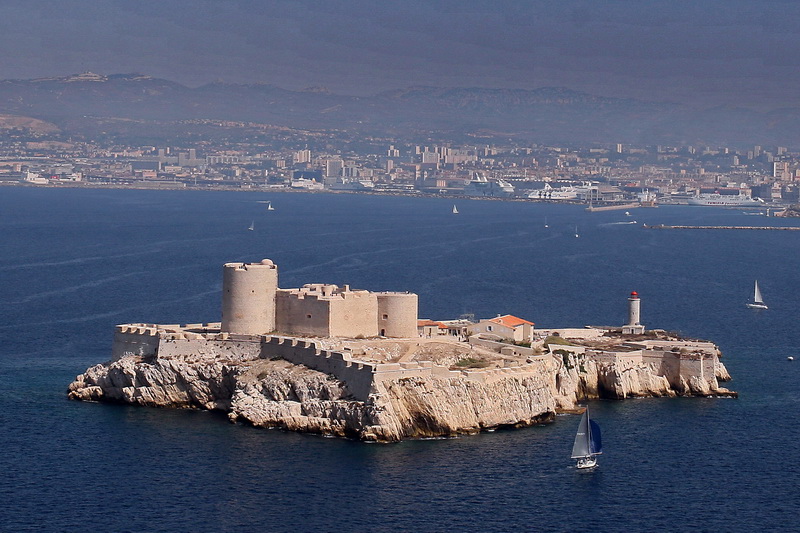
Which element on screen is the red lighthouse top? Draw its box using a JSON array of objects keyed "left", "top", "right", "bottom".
[{"left": 630, "top": 291, "right": 639, "bottom": 298}]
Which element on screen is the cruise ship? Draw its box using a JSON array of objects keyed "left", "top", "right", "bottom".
[
  {"left": 462, "top": 176, "right": 515, "bottom": 197},
  {"left": 526, "top": 184, "right": 579, "bottom": 200},
  {"left": 687, "top": 192, "right": 765, "bottom": 207}
]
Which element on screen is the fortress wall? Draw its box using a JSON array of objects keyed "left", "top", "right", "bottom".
[
  {"left": 256, "top": 335, "right": 551, "bottom": 400},
  {"left": 643, "top": 349, "right": 691, "bottom": 389},
  {"left": 376, "top": 292, "right": 419, "bottom": 338},
  {"left": 112, "top": 328, "right": 160, "bottom": 361},
  {"left": 588, "top": 350, "right": 617, "bottom": 364},
  {"left": 259, "top": 336, "right": 377, "bottom": 400},
  {"left": 328, "top": 292, "right": 379, "bottom": 338},
  {"left": 221, "top": 260, "right": 278, "bottom": 335},
  {"left": 275, "top": 291, "right": 331, "bottom": 337},
  {"left": 471, "top": 335, "right": 535, "bottom": 357},
  {"left": 157, "top": 337, "right": 261, "bottom": 362},
  {"left": 676, "top": 353, "right": 719, "bottom": 388}
]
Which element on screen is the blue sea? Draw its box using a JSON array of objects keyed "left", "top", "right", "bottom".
[{"left": 1, "top": 186, "right": 798, "bottom": 532}]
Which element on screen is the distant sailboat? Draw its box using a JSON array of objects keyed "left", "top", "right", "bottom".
[
  {"left": 452, "top": 205, "right": 459, "bottom": 214},
  {"left": 267, "top": 201, "right": 275, "bottom": 211},
  {"left": 625, "top": 211, "right": 631, "bottom": 216},
  {"left": 574, "top": 225, "right": 579, "bottom": 238},
  {"left": 544, "top": 217, "right": 549, "bottom": 228},
  {"left": 571, "top": 407, "right": 602, "bottom": 469},
  {"left": 746, "top": 280, "right": 768, "bottom": 309},
  {"left": 248, "top": 221, "right": 254, "bottom": 231}
]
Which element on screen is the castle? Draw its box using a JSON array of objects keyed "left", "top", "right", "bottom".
[{"left": 221, "top": 259, "right": 418, "bottom": 338}]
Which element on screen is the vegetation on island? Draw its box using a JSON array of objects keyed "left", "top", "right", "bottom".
[
  {"left": 453, "top": 357, "right": 491, "bottom": 369},
  {"left": 543, "top": 335, "right": 574, "bottom": 346}
]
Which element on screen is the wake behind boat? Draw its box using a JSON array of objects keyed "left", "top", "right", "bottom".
[
  {"left": 746, "top": 280, "right": 768, "bottom": 309},
  {"left": 572, "top": 407, "right": 602, "bottom": 469}
]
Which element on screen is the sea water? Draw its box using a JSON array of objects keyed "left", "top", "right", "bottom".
[{"left": 0, "top": 187, "right": 798, "bottom": 532}]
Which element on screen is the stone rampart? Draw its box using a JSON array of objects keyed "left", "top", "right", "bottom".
[
  {"left": 112, "top": 327, "right": 161, "bottom": 360},
  {"left": 258, "top": 335, "right": 555, "bottom": 400},
  {"left": 158, "top": 337, "right": 261, "bottom": 362},
  {"left": 112, "top": 323, "right": 264, "bottom": 363},
  {"left": 470, "top": 335, "right": 536, "bottom": 357},
  {"left": 259, "top": 336, "right": 377, "bottom": 400}
]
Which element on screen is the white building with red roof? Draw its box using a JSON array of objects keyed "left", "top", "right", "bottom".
[{"left": 471, "top": 314, "right": 535, "bottom": 343}]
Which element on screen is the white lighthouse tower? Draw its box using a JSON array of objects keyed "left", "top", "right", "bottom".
[{"left": 622, "top": 290, "right": 645, "bottom": 335}]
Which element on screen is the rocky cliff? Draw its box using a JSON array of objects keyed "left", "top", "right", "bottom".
[{"left": 68, "top": 347, "right": 734, "bottom": 441}]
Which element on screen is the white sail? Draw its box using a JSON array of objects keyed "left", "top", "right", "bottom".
[
  {"left": 746, "top": 280, "right": 768, "bottom": 309},
  {"left": 571, "top": 411, "right": 590, "bottom": 459},
  {"left": 452, "top": 205, "right": 459, "bottom": 214},
  {"left": 754, "top": 281, "right": 763, "bottom": 304}
]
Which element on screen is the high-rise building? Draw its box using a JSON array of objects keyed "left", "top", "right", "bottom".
[{"left": 325, "top": 159, "right": 343, "bottom": 178}]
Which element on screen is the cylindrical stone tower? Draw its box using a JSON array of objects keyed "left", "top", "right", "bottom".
[
  {"left": 627, "top": 291, "right": 641, "bottom": 326},
  {"left": 376, "top": 292, "right": 419, "bottom": 338},
  {"left": 221, "top": 259, "right": 278, "bottom": 335}
]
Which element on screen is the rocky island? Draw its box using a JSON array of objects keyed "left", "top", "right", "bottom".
[{"left": 68, "top": 259, "right": 735, "bottom": 442}]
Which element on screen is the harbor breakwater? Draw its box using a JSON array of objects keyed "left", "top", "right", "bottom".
[{"left": 67, "top": 324, "right": 735, "bottom": 441}]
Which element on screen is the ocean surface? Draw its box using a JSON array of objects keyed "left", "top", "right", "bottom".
[{"left": 1, "top": 186, "right": 798, "bottom": 532}]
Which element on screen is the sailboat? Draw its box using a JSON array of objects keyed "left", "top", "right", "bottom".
[
  {"left": 571, "top": 407, "right": 602, "bottom": 469},
  {"left": 746, "top": 280, "right": 768, "bottom": 309},
  {"left": 247, "top": 221, "right": 254, "bottom": 231},
  {"left": 266, "top": 201, "right": 275, "bottom": 211},
  {"left": 452, "top": 205, "right": 459, "bottom": 214},
  {"left": 574, "top": 225, "right": 579, "bottom": 238},
  {"left": 544, "top": 217, "right": 549, "bottom": 228}
]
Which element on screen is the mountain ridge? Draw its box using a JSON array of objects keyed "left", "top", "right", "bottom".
[{"left": 0, "top": 72, "right": 796, "bottom": 147}]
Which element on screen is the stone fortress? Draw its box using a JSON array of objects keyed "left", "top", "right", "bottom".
[
  {"left": 221, "top": 259, "right": 418, "bottom": 339},
  {"left": 69, "top": 258, "right": 736, "bottom": 442}
]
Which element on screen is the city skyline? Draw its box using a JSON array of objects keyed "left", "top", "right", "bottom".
[{"left": 2, "top": 0, "right": 799, "bottom": 110}]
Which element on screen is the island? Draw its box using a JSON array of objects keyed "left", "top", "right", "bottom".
[{"left": 68, "top": 259, "right": 735, "bottom": 441}]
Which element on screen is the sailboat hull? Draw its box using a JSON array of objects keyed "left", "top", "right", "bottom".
[
  {"left": 746, "top": 303, "right": 768, "bottom": 309},
  {"left": 575, "top": 457, "right": 597, "bottom": 469}
]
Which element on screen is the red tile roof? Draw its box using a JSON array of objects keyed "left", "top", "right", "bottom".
[
  {"left": 488, "top": 314, "right": 534, "bottom": 328},
  {"left": 418, "top": 319, "right": 447, "bottom": 328}
]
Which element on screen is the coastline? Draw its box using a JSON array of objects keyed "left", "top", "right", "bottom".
[{"left": 68, "top": 323, "right": 735, "bottom": 442}]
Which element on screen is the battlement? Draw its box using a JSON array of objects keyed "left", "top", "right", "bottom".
[
  {"left": 280, "top": 284, "right": 373, "bottom": 301},
  {"left": 224, "top": 259, "right": 277, "bottom": 271}
]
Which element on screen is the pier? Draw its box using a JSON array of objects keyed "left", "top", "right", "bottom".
[
  {"left": 643, "top": 224, "right": 800, "bottom": 231},
  {"left": 585, "top": 202, "right": 640, "bottom": 212}
]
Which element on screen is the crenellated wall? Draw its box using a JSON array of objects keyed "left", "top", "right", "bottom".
[{"left": 110, "top": 322, "right": 727, "bottom": 404}]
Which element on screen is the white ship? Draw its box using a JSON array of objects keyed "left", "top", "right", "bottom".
[
  {"left": 527, "top": 184, "right": 579, "bottom": 200},
  {"left": 687, "top": 193, "right": 765, "bottom": 207},
  {"left": 463, "top": 176, "right": 515, "bottom": 197}
]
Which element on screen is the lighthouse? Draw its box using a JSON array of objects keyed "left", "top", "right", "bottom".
[{"left": 622, "top": 291, "right": 646, "bottom": 335}]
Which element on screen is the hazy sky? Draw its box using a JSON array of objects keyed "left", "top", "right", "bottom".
[{"left": 2, "top": 0, "right": 799, "bottom": 109}]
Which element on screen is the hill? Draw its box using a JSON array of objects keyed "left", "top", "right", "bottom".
[{"left": 0, "top": 72, "right": 796, "bottom": 146}]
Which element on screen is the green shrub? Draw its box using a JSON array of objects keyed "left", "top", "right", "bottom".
[
  {"left": 544, "top": 335, "right": 573, "bottom": 346},
  {"left": 454, "top": 357, "right": 490, "bottom": 369}
]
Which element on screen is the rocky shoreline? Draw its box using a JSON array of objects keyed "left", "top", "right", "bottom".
[{"left": 68, "top": 334, "right": 735, "bottom": 442}]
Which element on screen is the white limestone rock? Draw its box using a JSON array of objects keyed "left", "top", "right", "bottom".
[{"left": 68, "top": 347, "right": 735, "bottom": 442}]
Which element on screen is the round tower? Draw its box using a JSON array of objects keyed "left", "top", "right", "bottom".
[
  {"left": 376, "top": 292, "right": 419, "bottom": 338},
  {"left": 221, "top": 259, "right": 278, "bottom": 335},
  {"left": 627, "top": 291, "right": 641, "bottom": 326}
]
